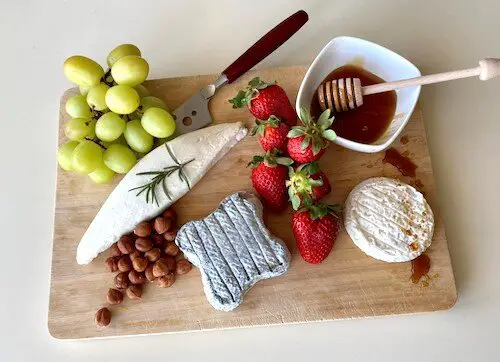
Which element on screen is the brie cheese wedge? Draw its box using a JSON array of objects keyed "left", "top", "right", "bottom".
[
  {"left": 76, "top": 122, "right": 247, "bottom": 265},
  {"left": 344, "top": 177, "right": 434, "bottom": 262}
]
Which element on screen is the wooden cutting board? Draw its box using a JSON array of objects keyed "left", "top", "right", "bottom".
[{"left": 49, "top": 65, "right": 456, "bottom": 339}]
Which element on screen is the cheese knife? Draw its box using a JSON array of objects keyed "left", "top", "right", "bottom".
[{"left": 172, "top": 10, "right": 309, "bottom": 134}]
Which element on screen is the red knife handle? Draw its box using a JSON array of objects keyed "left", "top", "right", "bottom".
[{"left": 222, "top": 10, "right": 308, "bottom": 84}]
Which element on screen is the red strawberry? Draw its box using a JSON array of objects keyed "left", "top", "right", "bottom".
[
  {"left": 251, "top": 116, "right": 290, "bottom": 153},
  {"left": 287, "top": 162, "right": 331, "bottom": 210},
  {"left": 287, "top": 108, "right": 337, "bottom": 163},
  {"left": 292, "top": 203, "right": 341, "bottom": 264},
  {"left": 230, "top": 77, "right": 297, "bottom": 126},
  {"left": 249, "top": 151, "right": 293, "bottom": 212}
]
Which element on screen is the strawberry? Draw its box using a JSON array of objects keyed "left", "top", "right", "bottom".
[
  {"left": 292, "top": 203, "right": 341, "bottom": 264},
  {"left": 251, "top": 116, "right": 290, "bottom": 153},
  {"left": 229, "top": 77, "right": 297, "bottom": 126},
  {"left": 287, "top": 108, "right": 337, "bottom": 163},
  {"left": 249, "top": 150, "right": 293, "bottom": 212},
  {"left": 287, "top": 162, "right": 331, "bottom": 210}
]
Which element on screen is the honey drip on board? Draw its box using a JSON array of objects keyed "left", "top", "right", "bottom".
[
  {"left": 383, "top": 147, "right": 417, "bottom": 177},
  {"left": 410, "top": 254, "right": 431, "bottom": 284}
]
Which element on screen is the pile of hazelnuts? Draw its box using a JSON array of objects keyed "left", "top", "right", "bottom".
[{"left": 95, "top": 207, "right": 192, "bottom": 327}]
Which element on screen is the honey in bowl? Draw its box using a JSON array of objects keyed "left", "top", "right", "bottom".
[{"left": 310, "top": 65, "right": 397, "bottom": 144}]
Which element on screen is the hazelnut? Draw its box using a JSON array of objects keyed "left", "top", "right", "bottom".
[
  {"left": 162, "top": 208, "right": 177, "bottom": 222},
  {"left": 126, "top": 285, "right": 142, "bottom": 300},
  {"left": 134, "top": 221, "right": 152, "bottom": 237},
  {"left": 114, "top": 272, "right": 130, "bottom": 289},
  {"left": 129, "top": 250, "right": 141, "bottom": 261},
  {"left": 117, "top": 236, "right": 135, "bottom": 254},
  {"left": 104, "top": 257, "right": 118, "bottom": 272},
  {"left": 132, "top": 256, "right": 148, "bottom": 272},
  {"left": 160, "top": 255, "right": 176, "bottom": 272},
  {"left": 135, "top": 237, "right": 153, "bottom": 252},
  {"left": 163, "top": 230, "right": 177, "bottom": 242},
  {"left": 117, "top": 255, "right": 132, "bottom": 272},
  {"left": 156, "top": 273, "right": 175, "bottom": 288},
  {"left": 145, "top": 248, "right": 161, "bottom": 262},
  {"left": 95, "top": 307, "right": 111, "bottom": 327},
  {"left": 128, "top": 270, "right": 147, "bottom": 285},
  {"left": 176, "top": 259, "right": 193, "bottom": 275},
  {"left": 106, "top": 288, "right": 123, "bottom": 305},
  {"left": 109, "top": 243, "right": 122, "bottom": 257},
  {"left": 154, "top": 217, "right": 170, "bottom": 234},
  {"left": 152, "top": 234, "right": 165, "bottom": 246},
  {"left": 153, "top": 260, "right": 169, "bottom": 278},
  {"left": 145, "top": 264, "right": 156, "bottom": 282},
  {"left": 164, "top": 242, "right": 180, "bottom": 257}
]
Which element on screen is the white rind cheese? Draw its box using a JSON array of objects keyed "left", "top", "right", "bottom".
[
  {"left": 76, "top": 122, "right": 247, "bottom": 265},
  {"left": 344, "top": 177, "right": 434, "bottom": 262}
]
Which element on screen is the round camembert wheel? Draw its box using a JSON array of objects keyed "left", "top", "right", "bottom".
[{"left": 344, "top": 177, "right": 434, "bottom": 262}]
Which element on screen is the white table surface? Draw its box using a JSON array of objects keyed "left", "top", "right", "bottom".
[{"left": 2, "top": 0, "right": 499, "bottom": 361}]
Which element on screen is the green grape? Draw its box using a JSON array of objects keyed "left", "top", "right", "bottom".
[
  {"left": 133, "top": 84, "right": 150, "bottom": 98},
  {"left": 64, "top": 118, "right": 91, "bottom": 141},
  {"left": 103, "top": 144, "right": 137, "bottom": 174},
  {"left": 141, "top": 107, "right": 176, "bottom": 138},
  {"left": 57, "top": 141, "right": 79, "bottom": 171},
  {"left": 111, "top": 55, "right": 149, "bottom": 86},
  {"left": 123, "top": 119, "right": 153, "bottom": 153},
  {"left": 87, "top": 83, "right": 110, "bottom": 111},
  {"left": 105, "top": 85, "right": 139, "bottom": 114},
  {"left": 95, "top": 112, "right": 126, "bottom": 142},
  {"left": 88, "top": 165, "right": 115, "bottom": 184},
  {"left": 72, "top": 140, "right": 103, "bottom": 174},
  {"left": 155, "top": 138, "right": 168, "bottom": 147},
  {"left": 87, "top": 119, "right": 97, "bottom": 139},
  {"left": 65, "top": 95, "right": 92, "bottom": 119},
  {"left": 79, "top": 85, "right": 91, "bottom": 96},
  {"left": 63, "top": 56, "right": 104, "bottom": 87},
  {"left": 101, "top": 135, "right": 128, "bottom": 148},
  {"left": 107, "top": 44, "right": 141, "bottom": 67},
  {"left": 139, "top": 96, "right": 169, "bottom": 113}
]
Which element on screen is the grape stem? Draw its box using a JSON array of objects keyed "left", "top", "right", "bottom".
[{"left": 85, "top": 137, "right": 106, "bottom": 150}]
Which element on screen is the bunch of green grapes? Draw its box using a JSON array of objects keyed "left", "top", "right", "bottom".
[{"left": 57, "top": 44, "right": 176, "bottom": 184}]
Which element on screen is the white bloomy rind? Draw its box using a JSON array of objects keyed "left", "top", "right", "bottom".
[
  {"left": 344, "top": 177, "right": 434, "bottom": 262},
  {"left": 76, "top": 122, "right": 247, "bottom": 265}
]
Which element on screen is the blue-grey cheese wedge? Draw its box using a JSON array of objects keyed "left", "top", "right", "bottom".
[
  {"left": 76, "top": 122, "right": 247, "bottom": 265},
  {"left": 175, "top": 192, "right": 291, "bottom": 311}
]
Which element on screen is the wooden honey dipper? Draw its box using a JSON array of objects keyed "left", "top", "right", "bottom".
[{"left": 317, "top": 58, "right": 500, "bottom": 113}]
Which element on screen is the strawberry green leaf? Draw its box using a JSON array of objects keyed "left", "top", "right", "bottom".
[
  {"left": 304, "top": 162, "right": 320, "bottom": 175},
  {"left": 288, "top": 166, "right": 295, "bottom": 179},
  {"left": 309, "top": 179, "right": 323, "bottom": 187},
  {"left": 301, "top": 135, "right": 312, "bottom": 150},
  {"left": 299, "top": 107, "right": 310, "bottom": 126},
  {"left": 248, "top": 77, "right": 274, "bottom": 90},
  {"left": 290, "top": 193, "right": 301, "bottom": 210},
  {"left": 312, "top": 138, "right": 322, "bottom": 155},
  {"left": 287, "top": 127, "right": 306, "bottom": 138},
  {"left": 228, "top": 90, "right": 247, "bottom": 109},
  {"left": 275, "top": 157, "right": 294, "bottom": 166},
  {"left": 317, "top": 109, "right": 332, "bottom": 129},
  {"left": 322, "top": 129, "right": 337, "bottom": 141},
  {"left": 267, "top": 115, "right": 281, "bottom": 127}
]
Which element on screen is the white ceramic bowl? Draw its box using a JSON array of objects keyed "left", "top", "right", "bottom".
[{"left": 296, "top": 36, "right": 421, "bottom": 153}]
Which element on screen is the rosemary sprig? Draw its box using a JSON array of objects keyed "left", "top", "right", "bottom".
[{"left": 129, "top": 145, "right": 194, "bottom": 206}]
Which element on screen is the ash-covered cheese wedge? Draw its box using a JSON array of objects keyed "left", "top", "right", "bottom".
[
  {"left": 76, "top": 122, "right": 247, "bottom": 265},
  {"left": 344, "top": 177, "right": 434, "bottom": 262},
  {"left": 176, "top": 192, "right": 291, "bottom": 311}
]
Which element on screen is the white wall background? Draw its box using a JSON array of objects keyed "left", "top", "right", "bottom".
[{"left": 1, "top": 1, "right": 499, "bottom": 361}]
